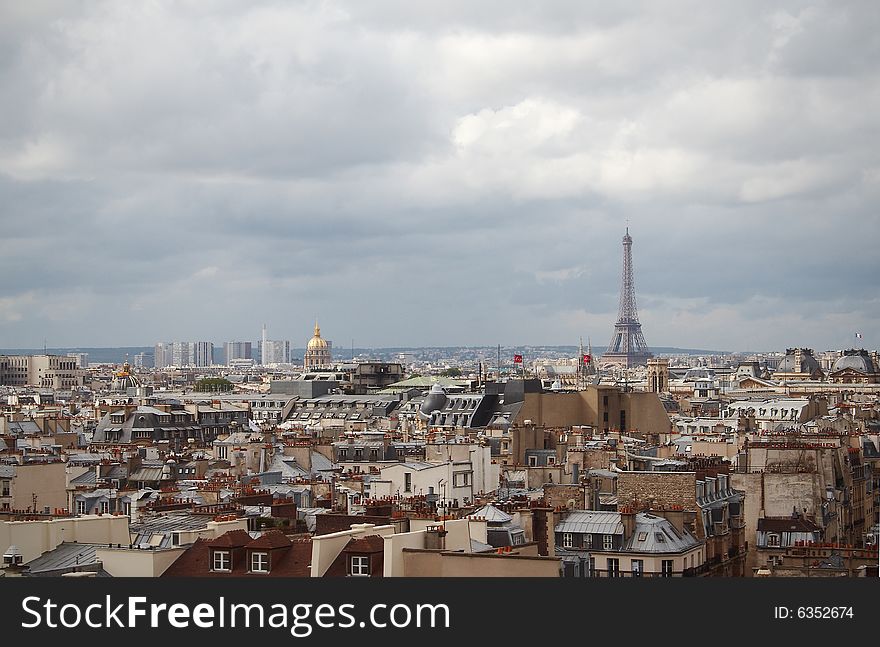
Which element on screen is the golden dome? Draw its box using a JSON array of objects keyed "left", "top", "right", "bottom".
[{"left": 307, "top": 322, "right": 328, "bottom": 350}]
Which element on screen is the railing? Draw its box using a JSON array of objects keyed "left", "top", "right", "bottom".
[{"left": 586, "top": 569, "right": 679, "bottom": 578}]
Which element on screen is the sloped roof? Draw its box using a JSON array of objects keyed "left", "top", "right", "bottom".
[
  {"left": 162, "top": 537, "right": 312, "bottom": 578},
  {"left": 70, "top": 470, "right": 97, "bottom": 486},
  {"left": 622, "top": 514, "right": 700, "bottom": 553},
  {"left": 555, "top": 511, "right": 624, "bottom": 535},
  {"left": 343, "top": 535, "right": 386, "bottom": 553},
  {"left": 758, "top": 517, "right": 821, "bottom": 533},
  {"left": 207, "top": 530, "right": 253, "bottom": 548},
  {"left": 246, "top": 530, "right": 292, "bottom": 550},
  {"left": 468, "top": 504, "right": 513, "bottom": 524},
  {"left": 128, "top": 467, "right": 164, "bottom": 482},
  {"left": 23, "top": 542, "right": 102, "bottom": 573}
]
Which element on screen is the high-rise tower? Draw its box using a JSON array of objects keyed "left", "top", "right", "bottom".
[{"left": 601, "top": 228, "right": 653, "bottom": 368}]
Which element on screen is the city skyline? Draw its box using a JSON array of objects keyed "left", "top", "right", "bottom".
[{"left": 1, "top": 2, "right": 877, "bottom": 352}]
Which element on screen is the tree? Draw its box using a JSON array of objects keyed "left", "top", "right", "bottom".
[
  {"left": 441, "top": 367, "right": 462, "bottom": 377},
  {"left": 194, "top": 377, "right": 234, "bottom": 393}
]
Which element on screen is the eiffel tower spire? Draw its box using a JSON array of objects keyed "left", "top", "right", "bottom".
[{"left": 601, "top": 228, "right": 653, "bottom": 368}]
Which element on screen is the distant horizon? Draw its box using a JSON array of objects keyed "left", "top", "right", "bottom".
[{"left": 4, "top": 343, "right": 876, "bottom": 357}]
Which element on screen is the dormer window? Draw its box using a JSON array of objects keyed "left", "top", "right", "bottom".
[
  {"left": 349, "top": 555, "right": 370, "bottom": 576},
  {"left": 212, "top": 550, "right": 231, "bottom": 572},
  {"left": 250, "top": 551, "right": 269, "bottom": 573}
]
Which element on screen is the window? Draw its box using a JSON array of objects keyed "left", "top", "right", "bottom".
[
  {"left": 350, "top": 555, "right": 370, "bottom": 576},
  {"left": 607, "top": 558, "right": 620, "bottom": 577},
  {"left": 101, "top": 501, "right": 110, "bottom": 514},
  {"left": 661, "top": 560, "right": 674, "bottom": 577},
  {"left": 767, "top": 533, "right": 780, "bottom": 547},
  {"left": 588, "top": 557, "right": 596, "bottom": 577},
  {"left": 250, "top": 552, "right": 269, "bottom": 573},
  {"left": 404, "top": 473, "right": 412, "bottom": 493},
  {"left": 631, "top": 559, "right": 644, "bottom": 577},
  {"left": 453, "top": 471, "right": 472, "bottom": 487},
  {"left": 637, "top": 532, "right": 648, "bottom": 542},
  {"left": 603, "top": 534, "right": 613, "bottom": 550},
  {"left": 0, "top": 480, "right": 9, "bottom": 497},
  {"left": 547, "top": 456, "right": 556, "bottom": 466},
  {"left": 338, "top": 449, "right": 347, "bottom": 460},
  {"left": 528, "top": 455, "right": 538, "bottom": 467},
  {"left": 563, "top": 533, "right": 573, "bottom": 548},
  {"left": 655, "top": 532, "right": 666, "bottom": 544},
  {"left": 77, "top": 500, "right": 86, "bottom": 515},
  {"left": 212, "top": 550, "right": 231, "bottom": 572},
  {"left": 584, "top": 534, "right": 592, "bottom": 549}
]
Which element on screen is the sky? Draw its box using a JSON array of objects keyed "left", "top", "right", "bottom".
[{"left": 1, "top": 1, "right": 878, "bottom": 353}]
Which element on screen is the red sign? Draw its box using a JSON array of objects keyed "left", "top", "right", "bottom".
[
  {"left": 583, "top": 354, "right": 592, "bottom": 364},
  {"left": 513, "top": 354, "right": 523, "bottom": 364}
]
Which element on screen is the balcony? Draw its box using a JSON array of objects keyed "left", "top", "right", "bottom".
[{"left": 683, "top": 563, "right": 710, "bottom": 577}]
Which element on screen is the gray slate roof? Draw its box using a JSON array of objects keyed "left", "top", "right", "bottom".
[
  {"left": 469, "top": 504, "right": 513, "bottom": 524},
  {"left": 70, "top": 470, "right": 98, "bottom": 486},
  {"left": 556, "top": 511, "right": 624, "bottom": 535},
  {"left": 622, "top": 513, "right": 700, "bottom": 553},
  {"left": 23, "top": 542, "right": 102, "bottom": 573}
]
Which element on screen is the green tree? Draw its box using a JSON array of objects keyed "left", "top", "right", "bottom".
[{"left": 194, "top": 377, "right": 234, "bottom": 393}]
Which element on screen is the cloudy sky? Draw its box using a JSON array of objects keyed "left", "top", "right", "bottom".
[{"left": 1, "top": 1, "right": 878, "bottom": 353}]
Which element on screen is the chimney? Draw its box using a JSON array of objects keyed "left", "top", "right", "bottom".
[
  {"left": 620, "top": 506, "right": 637, "bottom": 540},
  {"left": 531, "top": 505, "right": 554, "bottom": 557},
  {"left": 424, "top": 525, "right": 447, "bottom": 550}
]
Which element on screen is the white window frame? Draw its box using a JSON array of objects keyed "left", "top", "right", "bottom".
[
  {"left": 212, "top": 550, "right": 231, "bottom": 572},
  {"left": 563, "top": 533, "right": 573, "bottom": 548},
  {"left": 350, "top": 555, "right": 370, "bottom": 577},
  {"left": 631, "top": 559, "right": 644, "bottom": 577},
  {"left": 250, "top": 551, "right": 269, "bottom": 573},
  {"left": 607, "top": 557, "right": 620, "bottom": 577},
  {"left": 661, "top": 559, "right": 674, "bottom": 577},
  {"left": 528, "top": 455, "right": 538, "bottom": 467},
  {"left": 76, "top": 500, "right": 86, "bottom": 515},
  {"left": 767, "top": 533, "right": 780, "bottom": 547},
  {"left": 603, "top": 534, "right": 613, "bottom": 550}
]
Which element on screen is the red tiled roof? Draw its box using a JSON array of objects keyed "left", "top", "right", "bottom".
[
  {"left": 344, "top": 535, "right": 386, "bottom": 554},
  {"left": 206, "top": 529, "right": 252, "bottom": 548},
  {"left": 162, "top": 537, "right": 312, "bottom": 578},
  {"left": 246, "top": 530, "right": 292, "bottom": 550},
  {"left": 323, "top": 535, "right": 385, "bottom": 577}
]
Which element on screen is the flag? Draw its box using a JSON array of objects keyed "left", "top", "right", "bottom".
[
  {"left": 513, "top": 354, "right": 523, "bottom": 364},
  {"left": 583, "top": 354, "right": 592, "bottom": 364},
  {"left": 856, "top": 332, "right": 863, "bottom": 339}
]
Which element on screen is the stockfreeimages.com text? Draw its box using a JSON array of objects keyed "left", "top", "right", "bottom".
[{"left": 21, "top": 595, "right": 451, "bottom": 638}]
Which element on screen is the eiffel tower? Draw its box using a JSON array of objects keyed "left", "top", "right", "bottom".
[{"left": 601, "top": 228, "right": 653, "bottom": 368}]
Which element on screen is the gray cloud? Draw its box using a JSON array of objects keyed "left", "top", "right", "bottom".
[{"left": 0, "top": 1, "right": 878, "bottom": 352}]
